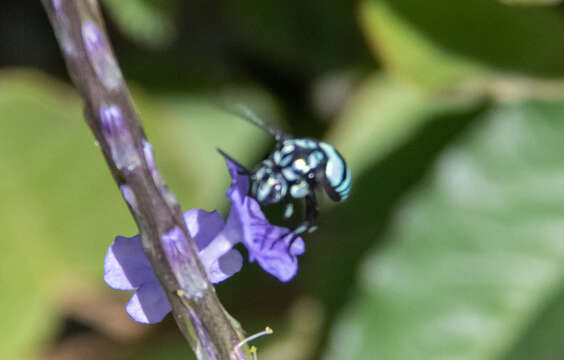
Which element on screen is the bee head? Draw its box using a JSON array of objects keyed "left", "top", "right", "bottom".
[{"left": 251, "top": 168, "right": 287, "bottom": 205}]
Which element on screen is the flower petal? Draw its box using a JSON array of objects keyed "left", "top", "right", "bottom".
[
  {"left": 183, "top": 210, "right": 242, "bottom": 283},
  {"left": 107, "top": 155, "right": 307, "bottom": 325},
  {"left": 104, "top": 235, "right": 157, "bottom": 290},
  {"left": 246, "top": 207, "right": 305, "bottom": 282},
  {"left": 126, "top": 281, "right": 171, "bottom": 324},
  {"left": 184, "top": 209, "right": 225, "bottom": 250},
  {"left": 223, "top": 158, "right": 305, "bottom": 282},
  {"left": 208, "top": 248, "right": 243, "bottom": 283},
  {"left": 224, "top": 155, "right": 250, "bottom": 200}
]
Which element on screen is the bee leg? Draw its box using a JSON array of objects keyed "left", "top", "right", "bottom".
[
  {"left": 283, "top": 201, "right": 295, "bottom": 220},
  {"left": 303, "top": 193, "right": 319, "bottom": 234},
  {"left": 287, "top": 194, "right": 319, "bottom": 250},
  {"left": 269, "top": 195, "right": 318, "bottom": 251}
]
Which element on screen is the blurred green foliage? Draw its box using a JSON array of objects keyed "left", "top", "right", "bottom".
[
  {"left": 0, "top": 70, "right": 121, "bottom": 358},
  {"left": 501, "top": 0, "right": 563, "bottom": 5},
  {"left": 360, "top": 0, "right": 564, "bottom": 88},
  {"left": 0, "top": 70, "right": 271, "bottom": 359},
  {"left": 3, "top": 0, "right": 564, "bottom": 359},
  {"left": 326, "top": 74, "right": 484, "bottom": 175},
  {"left": 324, "top": 100, "right": 564, "bottom": 360},
  {"left": 101, "top": 0, "right": 177, "bottom": 47}
]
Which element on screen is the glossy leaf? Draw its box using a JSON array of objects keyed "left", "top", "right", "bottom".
[
  {"left": 327, "top": 74, "right": 484, "bottom": 176},
  {"left": 324, "top": 100, "right": 564, "bottom": 360},
  {"left": 360, "top": 0, "right": 564, "bottom": 89}
]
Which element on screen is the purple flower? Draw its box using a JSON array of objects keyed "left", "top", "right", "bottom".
[
  {"left": 105, "top": 157, "right": 305, "bottom": 323},
  {"left": 222, "top": 158, "right": 305, "bottom": 281},
  {"left": 195, "top": 157, "right": 305, "bottom": 282},
  {"left": 105, "top": 209, "right": 243, "bottom": 323},
  {"left": 104, "top": 234, "right": 170, "bottom": 323}
]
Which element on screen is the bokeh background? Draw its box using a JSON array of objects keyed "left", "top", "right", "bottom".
[{"left": 3, "top": 0, "right": 564, "bottom": 359}]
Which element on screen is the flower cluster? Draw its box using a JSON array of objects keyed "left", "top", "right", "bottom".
[{"left": 104, "top": 157, "right": 305, "bottom": 323}]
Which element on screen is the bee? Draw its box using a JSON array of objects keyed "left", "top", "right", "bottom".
[{"left": 219, "top": 105, "right": 351, "bottom": 238}]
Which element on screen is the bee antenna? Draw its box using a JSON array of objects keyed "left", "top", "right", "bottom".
[{"left": 222, "top": 103, "right": 290, "bottom": 142}]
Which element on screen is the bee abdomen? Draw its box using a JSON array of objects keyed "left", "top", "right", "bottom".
[{"left": 319, "top": 142, "right": 351, "bottom": 201}]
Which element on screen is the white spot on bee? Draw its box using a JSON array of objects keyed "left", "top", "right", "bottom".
[
  {"left": 257, "top": 182, "right": 271, "bottom": 202},
  {"left": 308, "top": 151, "right": 324, "bottom": 168},
  {"left": 284, "top": 203, "right": 294, "bottom": 219},
  {"left": 281, "top": 144, "right": 295, "bottom": 154},
  {"left": 305, "top": 139, "right": 317, "bottom": 148},
  {"left": 273, "top": 151, "right": 282, "bottom": 164},
  {"left": 282, "top": 168, "right": 298, "bottom": 181},
  {"left": 293, "top": 158, "right": 309, "bottom": 173},
  {"left": 255, "top": 168, "right": 266, "bottom": 180},
  {"left": 290, "top": 181, "right": 309, "bottom": 198},
  {"left": 280, "top": 154, "right": 293, "bottom": 167}
]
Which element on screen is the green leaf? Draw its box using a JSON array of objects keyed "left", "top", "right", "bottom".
[
  {"left": 222, "top": 0, "right": 369, "bottom": 76},
  {"left": 101, "top": 0, "right": 177, "bottom": 47},
  {"left": 360, "top": 0, "right": 564, "bottom": 89},
  {"left": 324, "top": 100, "right": 564, "bottom": 360},
  {"left": 0, "top": 69, "right": 272, "bottom": 358},
  {"left": 0, "top": 69, "right": 136, "bottom": 358},
  {"left": 0, "top": 223, "right": 56, "bottom": 359},
  {"left": 327, "top": 74, "right": 484, "bottom": 176},
  {"left": 502, "top": 281, "right": 564, "bottom": 360},
  {"left": 500, "top": 0, "right": 563, "bottom": 5}
]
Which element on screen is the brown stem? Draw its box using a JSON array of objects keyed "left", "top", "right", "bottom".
[{"left": 40, "top": 1, "right": 249, "bottom": 359}]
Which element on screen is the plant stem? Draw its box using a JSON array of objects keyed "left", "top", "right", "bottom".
[{"left": 40, "top": 1, "right": 249, "bottom": 359}]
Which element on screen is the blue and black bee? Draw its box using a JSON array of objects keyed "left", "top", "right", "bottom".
[{"left": 220, "top": 105, "right": 351, "bottom": 238}]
